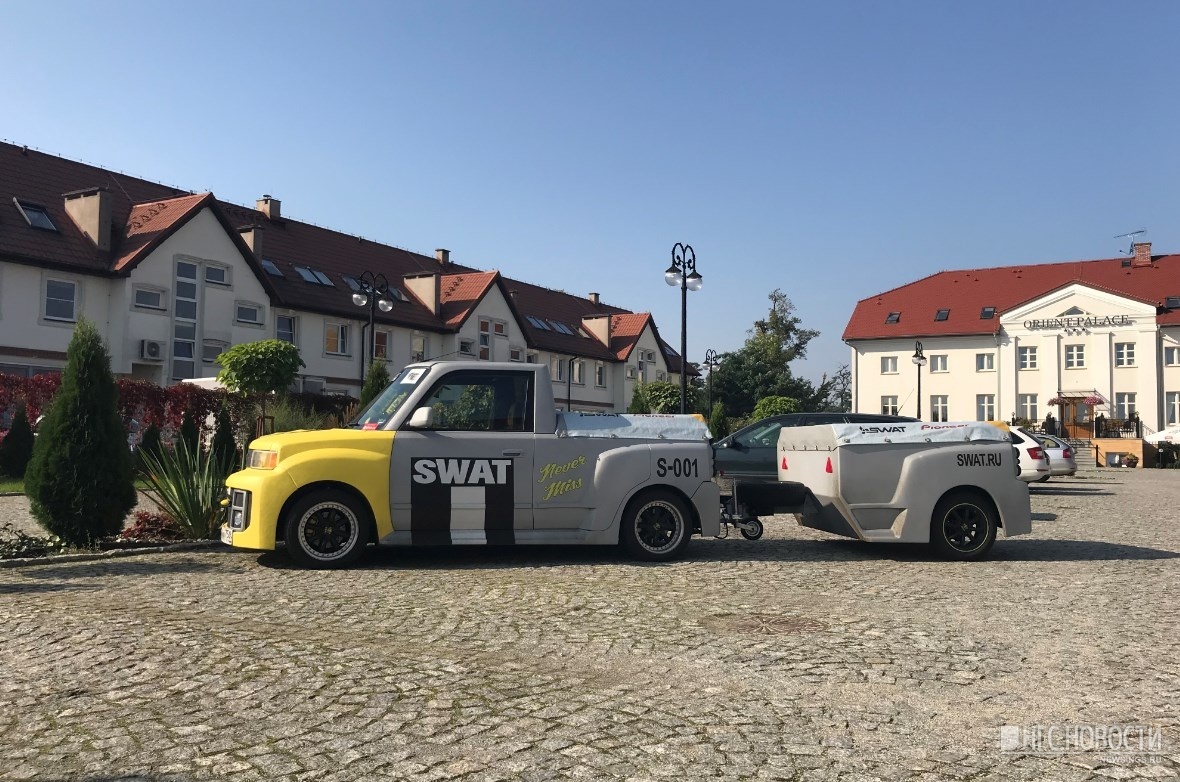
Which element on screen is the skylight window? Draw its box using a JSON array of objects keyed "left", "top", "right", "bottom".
[
  {"left": 1167, "top": 297, "right": 1180, "bottom": 310},
  {"left": 548, "top": 320, "right": 575, "bottom": 335},
  {"left": 294, "top": 266, "right": 319, "bottom": 283},
  {"left": 312, "top": 269, "right": 334, "bottom": 286},
  {"left": 885, "top": 312, "right": 901, "bottom": 324},
  {"left": 260, "top": 259, "right": 284, "bottom": 277},
  {"left": 342, "top": 275, "right": 362, "bottom": 291},
  {"left": 662, "top": 344, "right": 676, "bottom": 355},
  {"left": 14, "top": 199, "right": 56, "bottom": 231},
  {"left": 526, "top": 315, "right": 551, "bottom": 330},
  {"left": 980, "top": 306, "right": 996, "bottom": 319},
  {"left": 935, "top": 309, "right": 950, "bottom": 321},
  {"left": 390, "top": 288, "right": 409, "bottom": 302}
]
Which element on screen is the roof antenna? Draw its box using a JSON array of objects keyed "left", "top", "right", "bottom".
[{"left": 1114, "top": 229, "right": 1146, "bottom": 255}]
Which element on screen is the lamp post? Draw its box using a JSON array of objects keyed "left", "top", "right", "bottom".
[
  {"left": 665, "top": 243, "right": 703, "bottom": 413},
  {"left": 911, "top": 341, "right": 927, "bottom": 419},
  {"left": 351, "top": 271, "right": 393, "bottom": 381},
  {"left": 704, "top": 348, "right": 720, "bottom": 417}
]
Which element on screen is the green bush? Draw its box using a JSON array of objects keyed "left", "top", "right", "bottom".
[
  {"left": 24, "top": 320, "right": 136, "bottom": 546},
  {"left": 644, "top": 381, "right": 681, "bottom": 414},
  {"left": 270, "top": 397, "right": 330, "bottom": 432},
  {"left": 752, "top": 395, "right": 799, "bottom": 422},
  {"left": 179, "top": 409, "right": 201, "bottom": 455},
  {"left": 211, "top": 407, "right": 237, "bottom": 468},
  {"left": 138, "top": 424, "right": 163, "bottom": 473},
  {"left": 708, "top": 403, "right": 730, "bottom": 440},
  {"left": 0, "top": 403, "right": 35, "bottom": 478},
  {"left": 139, "top": 443, "right": 233, "bottom": 540},
  {"left": 360, "top": 361, "right": 391, "bottom": 409},
  {"left": 627, "top": 382, "right": 651, "bottom": 414}
]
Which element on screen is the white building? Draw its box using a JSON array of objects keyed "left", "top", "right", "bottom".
[
  {"left": 0, "top": 142, "right": 688, "bottom": 410},
  {"left": 843, "top": 242, "right": 1180, "bottom": 439}
]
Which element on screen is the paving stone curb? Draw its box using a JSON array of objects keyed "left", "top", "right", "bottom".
[{"left": 0, "top": 540, "right": 223, "bottom": 568}]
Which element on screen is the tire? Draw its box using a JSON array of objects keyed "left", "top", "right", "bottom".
[
  {"left": 929, "top": 489, "right": 998, "bottom": 561},
  {"left": 620, "top": 489, "right": 693, "bottom": 562},
  {"left": 284, "top": 489, "right": 371, "bottom": 569},
  {"left": 740, "top": 518, "right": 764, "bottom": 540}
]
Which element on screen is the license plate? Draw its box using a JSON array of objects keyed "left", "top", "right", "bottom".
[{"left": 220, "top": 526, "right": 234, "bottom": 546}]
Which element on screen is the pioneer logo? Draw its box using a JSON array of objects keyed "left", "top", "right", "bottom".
[
  {"left": 859, "top": 425, "right": 907, "bottom": 434},
  {"left": 920, "top": 423, "right": 968, "bottom": 430},
  {"left": 412, "top": 458, "right": 513, "bottom": 485}
]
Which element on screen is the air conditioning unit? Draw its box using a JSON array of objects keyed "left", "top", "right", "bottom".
[
  {"left": 140, "top": 339, "right": 165, "bottom": 361},
  {"left": 626, "top": 366, "right": 638, "bottom": 379}
]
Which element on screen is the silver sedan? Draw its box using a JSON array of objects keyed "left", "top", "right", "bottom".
[{"left": 1037, "top": 434, "right": 1079, "bottom": 478}]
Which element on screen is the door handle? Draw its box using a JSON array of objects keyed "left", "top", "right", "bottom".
[{"left": 502, "top": 449, "right": 522, "bottom": 457}]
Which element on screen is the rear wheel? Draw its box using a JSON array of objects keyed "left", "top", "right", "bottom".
[
  {"left": 284, "top": 489, "right": 371, "bottom": 569},
  {"left": 929, "top": 489, "right": 997, "bottom": 561},
  {"left": 621, "top": 489, "right": 692, "bottom": 562},
  {"left": 740, "top": 519, "right": 764, "bottom": 540}
]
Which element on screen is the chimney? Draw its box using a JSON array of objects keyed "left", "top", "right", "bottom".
[
  {"left": 1132, "top": 241, "right": 1152, "bottom": 267},
  {"left": 581, "top": 314, "right": 612, "bottom": 346},
  {"left": 63, "top": 187, "right": 112, "bottom": 251},
  {"left": 436, "top": 248, "right": 450, "bottom": 265},
  {"left": 404, "top": 272, "right": 440, "bottom": 316},
  {"left": 588, "top": 292, "right": 600, "bottom": 305},
  {"left": 256, "top": 194, "right": 280, "bottom": 220},
  {"left": 237, "top": 224, "right": 263, "bottom": 257}
]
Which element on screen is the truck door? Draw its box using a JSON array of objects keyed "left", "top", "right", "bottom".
[
  {"left": 532, "top": 437, "right": 596, "bottom": 530},
  {"left": 389, "top": 369, "right": 535, "bottom": 545}
]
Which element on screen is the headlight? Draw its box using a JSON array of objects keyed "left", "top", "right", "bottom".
[{"left": 247, "top": 449, "right": 278, "bottom": 470}]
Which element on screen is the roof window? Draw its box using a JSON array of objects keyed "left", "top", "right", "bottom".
[
  {"left": 935, "top": 309, "right": 950, "bottom": 322},
  {"left": 260, "top": 259, "right": 283, "bottom": 277},
  {"left": 1167, "top": 297, "right": 1180, "bottom": 310},
  {"left": 13, "top": 198, "right": 56, "bottom": 231},
  {"left": 548, "top": 320, "right": 575, "bottom": 335},
  {"left": 980, "top": 306, "right": 996, "bottom": 319},
  {"left": 293, "top": 266, "right": 333, "bottom": 286},
  {"left": 526, "top": 315, "right": 551, "bottom": 331},
  {"left": 662, "top": 344, "right": 676, "bottom": 355},
  {"left": 342, "top": 275, "right": 362, "bottom": 291},
  {"left": 885, "top": 312, "right": 901, "bottom": 324},
  {"left": 311, "top": 269, "right": 333, "bottom": 286}
]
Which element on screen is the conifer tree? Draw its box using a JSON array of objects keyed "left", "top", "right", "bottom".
[
  {"left": 0, "top": 402, "right": 34, "bottom": 478},
  {"left": 359, "top": 360, "right": 391, "bottom": 410},
  {"left": 210, "top": 406, "right": 237, "bottom": 468},
  {"left": 25, "top": 320, "right": 136, "bottom": 545},
  {"left": 179, "top": 409, "right": 201, "bottom": 455},
  {"left": 138, "top": 423, "right": 163, "bottom": 473}
]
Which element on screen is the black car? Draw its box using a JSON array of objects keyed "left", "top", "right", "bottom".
[{"left": 713, "top": 412, "right": 919, "bottom": 488}]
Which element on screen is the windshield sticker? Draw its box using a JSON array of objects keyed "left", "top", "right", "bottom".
[
  {"left": 403, "top": 368, "right": 426, "bottom": 385},
  {"left": 362, "top": 422, "right": 379, "bottom": 430}
]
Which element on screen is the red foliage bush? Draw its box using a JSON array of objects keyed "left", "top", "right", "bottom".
[{"left": 120, "top": 509, "right": 185, "bottom": 541}]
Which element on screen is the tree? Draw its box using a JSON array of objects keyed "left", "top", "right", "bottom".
[
  {"left": 211, "top": 406, "right": 237, "bottom": 468},
  {"left": 0, "top": 403, "right": 34, "bottom": 478},
  {"left": 711, "top": 289, "right": 824, "bottom": 419},
  {"left": 138, "top": 424, "right": 163, "bottom": 474},
  {"left": 643, "top": 381, "right": 681, "bottom": 414},
  {"left": 821, "top": 365, "right": 851, "bottom": 412},
  {"left": 179, "top": 409, "right": 201, "bottom": 455},
  {"left": 359, "top": 360, "right": 391, "bottom": 410},
  {"left": 752, "top": 395, "right": 799, "bottom": 422},
  {"left": 24, "top": 320, "right": 136, "bottom": 546},
  {"left": 627, "top": 382, "right": 651, "bottom": 414},
  {"left": 708, "top": 403, "right": 730, "bottom": 440},
  {"left": 216, "top": 339, "right": 305, "bottom": 428}
]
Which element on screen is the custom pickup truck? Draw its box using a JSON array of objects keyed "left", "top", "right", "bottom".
[{"left": 222, "top": 362, "right": 719, "bottom": 567}]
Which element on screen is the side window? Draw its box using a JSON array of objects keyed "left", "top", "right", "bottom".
[
  {"left": 418, "top": 371, "right": 534, "bottom": 433},
  {"left": 735, "top": 421, "right": 782, "bottom": 447}
]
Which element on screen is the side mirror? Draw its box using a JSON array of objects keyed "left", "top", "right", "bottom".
[{"left": 406, "top": 406, "right": 435, "bottom": 429}]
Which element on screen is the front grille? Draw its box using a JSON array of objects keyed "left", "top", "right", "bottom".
[{"left": 228, "top": 489, "right": 251, "bottom": 531}]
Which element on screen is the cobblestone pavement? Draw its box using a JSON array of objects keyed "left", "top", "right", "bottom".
[{"left": 1, "top": 468, "right": 1178, "bottom": 781}]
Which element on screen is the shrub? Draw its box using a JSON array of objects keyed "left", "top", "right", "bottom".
[
  {"left": 24, "top": 320, "right": 136, "bottom": 546},
  {"left": 211, "top": 406, "right": 237, "bottom": 469},
  {"left": 644, "top": 381, "right": 681, "bottom": 414},
  {"left": 360, "top": 361, "right": 391, "bottom": 409},
  {"left": 138, "top": 424, "right": 163, "bottom": 473},
  {"left": 708, "top": 403, "right": 730, "bottom": 440},
  {"left": 271, "top": 396, "right": 330, "bottom": 432},
  {"left": 0, "top": 403, "right": 35, "bottom": 478},
  {"left": 179, "top": 409, "right": 201, "bottom": 455},
  {"left": 139, "top": 442, "right": 233, "bottom": 540},
  {"left": 627, "top": 382, "right": 651, "bottom": 414},
  {"left": 0, "top": 522, "right": 65, "bottom": 559},
  {"left": 752, "top": 395, "right": 799, "bottom": 422},
  {"left": 119, "top": 510, "right": 185, "bottom": 542}
]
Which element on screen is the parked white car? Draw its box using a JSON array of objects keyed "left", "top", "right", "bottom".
[
  {"left": 1037, "top": 434, "right": 1078, "bottom": 478},
  {"left": 1010, "top": 427, "right": 1051, "bottom": 482}
]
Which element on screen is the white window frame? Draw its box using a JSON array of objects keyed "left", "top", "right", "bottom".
[
  {"left": 42, "top": 275, "right": 79, "bottom": 324},
  {"left": 1018, "top": 346, "right": 1038, "bottom": 370},
  {"left": 1114, "top": 342, "right": 1136, "bottom": 367},
  {"left": 930, "top": 395, "right": 948, "bottom": 422},
  {"left": 551, "top": 355, "right": 566, "bottom": 382},
  {"left": 572, "top": 360, "right": 585, "bottom": 385},
  {"left": 595, "top": 362, "right": 606, "bottom": 387},
  {"left": 880, "top": 356, "right": 898, "bottom": 374},
  {"left": 1018, "top": 394, "right": 1038, "bottom": 422},
  {"left": 975, "top": 353, "right": 995, "bottom": 372},
  {"left": 325, "top": 323, "right": 351, "bottom": 357},
  {"left": 1115, "top": 392, "right": 1137, "bottom": 419},
  {"left": 373, "top": 329, "right": 392, "bottom": 360},
  {"left": 881, "top": 395, "right": 899, "bottom": 415},
  {"left": 976, "top": 394, "right": 996, "bottom": 421},
  {"left": 202, "top": 339, "right": 229, "bottom": 365},
  {"left": 234, "top": 300, "right": 265, "bottom": 327},
  {"left": 204, "top": 264, "right": 231, "bottom": 287},
  {"left": 132, "top": 285, "right": 167, "bottom": 312},
  {"left": 1165, "top": 346, "right": 1180, "bottom": 367},
  {"left": 1167, "top": 391, "right": 1180, "bottom": 425},
  {"left": 276, "top": 314, "right": 298, "bottom": 345},
  {"left": 411, "top": 334, "right": 427, "bottom": 362},
  {"left": 459, "top": 338, "right": 475, "bottom": 356},
  {"left": 1065, "top": 344, "right": 1085, "bottom": 369},
  {"left": 509, "top": 345, "right": 524, "bottom": 362},
  {"left": 929, "top": 354, "right": 948, "bottom": 373}
]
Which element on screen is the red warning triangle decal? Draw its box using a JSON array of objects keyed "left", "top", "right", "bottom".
[
  {"left": 825, "top": 457, "right": 833, "bottom": 473},
  {"left": 781, "top": 456, "right": 788, "bottom": 470}
]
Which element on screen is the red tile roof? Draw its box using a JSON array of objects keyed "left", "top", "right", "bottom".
[
  {"left": 609, "top": 313, "right": 652, "bottom": 360},
  {"left": 0, "top": 141, "right": 692, "bottom": 369},
  {"left": 843, "top": 254, "right": 1180, "bottom": 341}
]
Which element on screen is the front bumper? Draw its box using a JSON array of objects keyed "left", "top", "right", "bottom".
[{"left": 221, "top": 468, "right": 298, "bottom": 551}]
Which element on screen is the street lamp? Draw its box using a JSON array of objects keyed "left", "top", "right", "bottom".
[
  {"left": 665, "top": 243, "right": 703, "bottom": 413},
  {"left": 704, "top": 348, "right": 720, "bottom": 418},
  {"left": 351, "top": 270, "right": 394, "bottom": 381},
  {"left": 911, "top": 341, "right": 927, "bottom": 419}
]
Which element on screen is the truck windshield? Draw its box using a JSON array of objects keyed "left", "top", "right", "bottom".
[{"left": 350, "top": 366, "right": 430, "bottom": 429}]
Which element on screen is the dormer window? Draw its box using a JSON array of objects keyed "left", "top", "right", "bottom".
[
  {"left": 1166, "top": 297, "right": 1180, "bottom": 310},
  {"left": 260, "top": 259, "right": 284, "bottom": 277},
  {"left": 935, "top": 309, "right": 950, "bottom": 322},
  {"left": 14, "top": 199, "right": 57, "bottom": 231},
  {"left": 980, "top": 306, "right": 996, "bottom": 319},
  {"left": 885, "top": 312, "right": 901, "bottom": 324}
]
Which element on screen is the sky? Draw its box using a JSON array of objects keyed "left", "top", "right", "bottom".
[{"left": 5, "top": 1, "right": 1179, "bottom": 383}]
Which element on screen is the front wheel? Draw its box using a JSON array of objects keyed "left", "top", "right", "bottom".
[
  {"left": 284, "top": 489, "right": 371, "bottom": 569},
  {"left": 620, "top": 489, "right": 693, "bottom": 562},
  {"left": 740, "top": 519, "right": 764, "bottom": 540},
  {"left": 929, "top": 490, "right": 998, "bottom": 561}
]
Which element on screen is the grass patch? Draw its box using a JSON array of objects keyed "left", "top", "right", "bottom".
[{"left": 0, "top": 477, "right": 153, "bottom": 495}]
